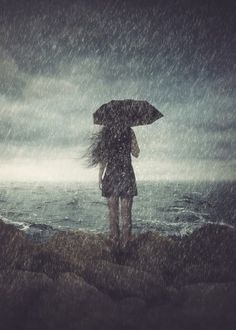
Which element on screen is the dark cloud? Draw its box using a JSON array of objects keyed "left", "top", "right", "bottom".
[
  {"left": 0, "top": 0, "right": 235, "bottom": 180},
  {"left": 0, "top": 48, "right": 26, "bottom": 98},
  {"left": 1, "top": 0, "right": 235, "bottom": 77}
]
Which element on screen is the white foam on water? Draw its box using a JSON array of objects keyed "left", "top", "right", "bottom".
[
  {"left": 0, "top": 181, "right": 235, "bottom": 236},
  {"left": 0, "top": 215, "right": 30, "bottom": 231}
]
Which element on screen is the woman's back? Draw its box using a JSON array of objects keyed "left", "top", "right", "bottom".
[
  {"left": 102, "top": 126, "right": 137, "bottom": 197},
  {"left": 105, "top": 126, "right": 132, "bottom": 167}
]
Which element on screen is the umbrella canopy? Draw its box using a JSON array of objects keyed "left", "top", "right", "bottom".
[{"left": 93, "top": 99, "right": 163, "bottom": 127}]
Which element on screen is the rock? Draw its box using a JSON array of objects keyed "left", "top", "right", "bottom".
[
  {"left": 115, "top": 297, "right": 147, "bottom": 330},
  {"left": 147, "top": 282, "right": 236, "bottom": 330},
  {"left": 19, "top": 246, "right": 167, "bottom": 302},
  {"left": 0, "top": 219, "right": 37, "bottom": 270},
  {"left": 41, "top": 230, "right": 168, "bottom": 301},
  {"left": 25, "top": 251, "right": 166, "bottom": 302},
  {"left": 80, "top": 259, "right": 167, "bottom": 302},
  {"left": 23, "top": 248, "right": 77, "bottom": 279},
  {"left": 26, "top": 223, "right": 58, "bottom": 243},
  {"left": 26, "top": 272, "right": 120, "bottom": 330},
  {"left": 0, "top": 219, "right": 67, "bottom": 277},
  {"left": 0, "top": 221, "right": 166, "bottom": 301},
  {"left": 0, "top": 270, "right": 52, "bottom": 330},
  {"left": 177, "top": 282, "right": 236, "bottom": 330},
  {"left": 123, "top": 231, "right": 178, "bottom": 285},
  {"left": 1, "top": 219, "right": 236, "bottom": 329},
  {"left": 124, "top": 224, "right": 236, "bottom": 287},
  {"left": 175, "top": 224, "right": 236, "bottom": 285},
  {"left": 174, "top": 263, "right": 236, "bottom": 286},
  {"left": 44, "top": 230, "right": 113, "bottom": 264},
  {"left": 147, "top": 304, "right": 183, "bottom": 330},
  {"left": 180, "top": 282, "right": 236, "bottom": 316}
]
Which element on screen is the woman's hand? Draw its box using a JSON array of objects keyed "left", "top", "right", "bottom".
[
  {"left": 99, "top": 178, "right": 102, "bottom": 190},
  {"left": 98, "top": 161, "right": 106, "bottom": 190}
]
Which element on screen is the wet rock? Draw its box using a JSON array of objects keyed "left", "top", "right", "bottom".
[
  {"left": 123, "top": 231, "right": 178, "bottom": 284},
  {"left": 178, "top": 282, "right": 236, "bottom": 329},
  {"left": 177, "top": 224, "right": 236, "bottom": 266},
  {"left": 26, "top": 253, "right": 166, "bottom": 302},
  {"left": 23, "top": 249, "right": 166, "bottom": 302},
  {"left": 115, "top": 297, "right": 147, "bottom": 330},
  {"left": 175, "top": 224, "right": 236, "bottom": 285},
  {"left": 1, "top": 220, "right": 236, "bottom": 329},
  {"left": 0, "top": 270, "right": 52, "bottom": 330},
  {"left": 147, "top": 304, "right": 184, "bottom": 330},
  {"left": 147, "top": 282, "right": 236, "bottom": 330},
  {"left": 80, "top": 259, "right": 166, "bottom": 302},
  {"left": 0, "top": 219, "right": 35, "bottom": 269},
  {"left": 180, "top": 282, "right": 236, "bottom": 314},
  {"left": 44, "top": 230, "right": 113, "bottom": 264},
  {"left": 0, "top": 220, "right": 72, "bottom": 277},
  {"left": 174, "top": 262, "right": 236, "bottom": 286},
  {"left": 26, "top": 272, "right": 120, "bottom": 330},
  {"left": 23, "top": 248, "right": 77, "bottom": 278},
  {"left": 26, "top": 223, "right": 58, "bottom": 243}
]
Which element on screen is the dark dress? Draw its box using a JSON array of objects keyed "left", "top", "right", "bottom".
[{"left": 101, "top": 127, "right": 138, "bottom": 197}]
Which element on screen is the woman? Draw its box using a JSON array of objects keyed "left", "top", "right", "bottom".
[{"left": 86, "top": 125, "right": 140, "bottom": 249}]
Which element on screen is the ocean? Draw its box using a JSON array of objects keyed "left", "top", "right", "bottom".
[{"left": 0, "top": 180, "right": 235, "bottom": 241}]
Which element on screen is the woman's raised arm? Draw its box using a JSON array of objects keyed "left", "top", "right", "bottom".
[
  {"left": 131, "top": 128, "right": 140, "bottom": 158},
  {"left": 98, "top": 161, "right": 107, "bottom": 189}
]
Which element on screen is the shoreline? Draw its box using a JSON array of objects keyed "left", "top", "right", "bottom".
[
  {"left": 1, "top": 214, "right": 234, "bottom": 244},
  {"left": 0, "top": 179, "right": 235, "bottom": 185}
]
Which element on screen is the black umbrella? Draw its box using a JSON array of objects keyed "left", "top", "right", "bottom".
[{"left": 93, "top": 99, "right": 163, "bottom": 127}]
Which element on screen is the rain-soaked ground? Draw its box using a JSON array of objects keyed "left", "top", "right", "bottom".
[{"left": 0, "top": 180, "right": 235, "bottom": 241}]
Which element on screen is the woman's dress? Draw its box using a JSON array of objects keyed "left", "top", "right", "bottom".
[{"left": 101, "top": 127, "right": 138, "bottom": 197}]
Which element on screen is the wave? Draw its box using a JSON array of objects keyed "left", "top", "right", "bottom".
[{"left": 0, "top": 215, "right": 59, "bottom": 243}]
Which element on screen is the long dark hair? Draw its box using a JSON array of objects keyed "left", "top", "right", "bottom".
[{"left": 83, "top": 125, "right": 131, "bottom": 167}]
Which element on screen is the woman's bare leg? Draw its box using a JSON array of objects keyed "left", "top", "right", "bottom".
[
  {"left": 120, "top": 196, "right": 133, "bottom": 248},
  {"left": 107, "top": 196, "right": 120, "bottom": 243}
]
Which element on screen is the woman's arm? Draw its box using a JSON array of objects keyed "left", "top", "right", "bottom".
[
  {"left": 98, "top": 161, "right": 106, "bottom": 189},
  {"left": 131, "top": 129, "right": 140, "bottom": 158}
]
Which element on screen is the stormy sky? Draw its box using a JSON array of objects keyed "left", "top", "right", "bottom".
[{"left": 0, "top": 0, "right": 235, "bottom": 181}]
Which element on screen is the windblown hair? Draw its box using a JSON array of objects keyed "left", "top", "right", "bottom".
[{"left": 83, "top": 126, "right": 131, "bottom": 167}]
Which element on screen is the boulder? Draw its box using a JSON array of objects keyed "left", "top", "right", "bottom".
[
  {"left": 175, "top": 224, "right": 236, "bottom": 285},
  {"left": 0, "top": 219, "right": 30, "bottom": 269},
  {"left": 177, "top": 224, "right": 236, "bottom": 266},
  {"left": 44, "top": 230, "right": 113, "bottom": 264},
  {"left": 180, "top": 282, "right": 236, "bottom": 316},
  {"left": 115, "top": 297, "right": 148, "bottom": 330},
  {"left": 147, "top": 282, "right": 236, "bottom": 330},
  {"left": 79, "top": 259, "right": 166, "bottom": 302},
  {"left": 174, "top": 262, "right": 236, "bottom": 286},
  {"left": 18, "top": 248, "right": 167, "bottom": 302},
  {"left": 26, "top": 272, "right": 120, "bottom": 330},
  {"left": 123, "top": 225, "right": 236, "bottom": 287},
  {"left": 122, "top": 231, "right": 178, "bottom": 284},
  {"left": 0, "top": 270, "right": 52, "bottom": 330},
  {"left": 1, "top": 220, "right": 236, "bottom": 329},
  {"left": 23, "top": 247, "right": 77, "bottom": 278},
  {"left": 0, "top": 219, "right": 68, "bottom": 277}
]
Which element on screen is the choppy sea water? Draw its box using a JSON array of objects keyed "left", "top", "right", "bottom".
[{"left": 0, "top": 181, "right": 235, "bottom": 241}]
